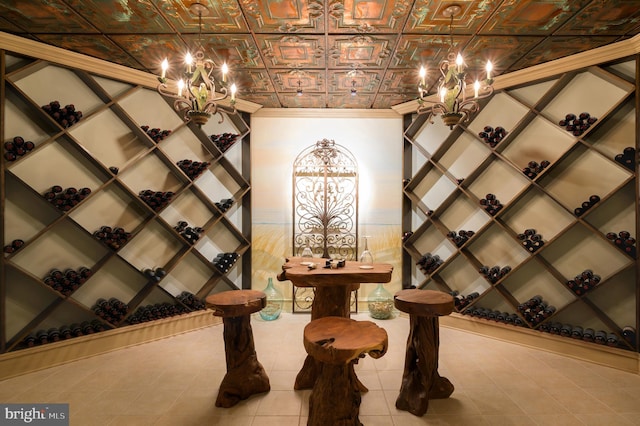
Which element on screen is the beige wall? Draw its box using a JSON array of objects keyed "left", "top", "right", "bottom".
[{"left": 250, "top": 109, "right": 404, "bottom": 302}]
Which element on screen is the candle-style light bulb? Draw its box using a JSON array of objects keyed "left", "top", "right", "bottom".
[
  {"left": 456, "top": 53, "right": 464, "bottom": 73},
  {"left": 221, "top": 62, "right": 229, "bottom": 83},
  {"left": 161, "top": 59, "right": 168, "bottom": 79},
  {"left": 440, "top": 86, "right": 447, "bottom": 103},
  {"left": 230, "top": 83, "right": 237, "bottom": 101},
  {"left": 185, "top": 52, "right": 193, "bottom": 73},
  {"left": 419, "top": 66, "right": 426, "bottom": 86},
  {"left": 486, "top": 60, "right": 493, "bottom": 80},
  {"left": 177, "top": 79, "right": 185, "bottom": 97},
  {"left": 474, "top": 80, "right": 480, "bottom": 98}
]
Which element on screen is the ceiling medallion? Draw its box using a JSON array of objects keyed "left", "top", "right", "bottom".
[
  {"left": 156, "top": 2, "right": 237, "bottom": 126},
  {"left": 416, "top": 5, "right": 494, "bottom": 129}
]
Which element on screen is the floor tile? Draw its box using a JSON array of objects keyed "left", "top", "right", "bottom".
[{"left": 0, "top": 312, "right": 638, "bottom": 426}]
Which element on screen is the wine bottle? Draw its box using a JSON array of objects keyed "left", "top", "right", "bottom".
[
  {"left": 581, "top": 328, "right": 594, "bottom": 342},
  {"left": 606, "top": 333, "right": 618, "bottom": 347},
  {"left": 81, "top": 321, "right": 95, "bottom": 335},
  {"left": 59, "top": 325, "right": 72, "bottom": 339},
  {"left": 47, "top": 328, "right": 61, "bottom": 342},
  {"left": 570, "top": 326, "right": 583, "bottom": 339},
  {"left": 559, "top": 324, "right": 572, "bottom": 337},
  {"left": 549, "top": 322, "right": 562, "bottom": 335},
  {"left": 36, "top": 330, "right": 49, "bottom": 345},
  {"left": 594, "top": 330, "right": 607, "bottom": 344},
  {"left": 23, "top": 334, "right": 36, "bottom": 348}
]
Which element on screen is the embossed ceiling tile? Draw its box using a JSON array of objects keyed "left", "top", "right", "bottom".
[
  {"left": 243, "top": 93, "right": 281, "bottom": 107},
  {"left": 329, "top": 0, "right": 412, "bottom": 33},
  {"left": 378, "top": 69, "right": 421, "bottom": 93},
  {"left": 235, "top": 70, "right": 275, "bottom": 94},
  {"left": 241, "top": 0, "right": 324, "bottom": 33},
  {"left": 373, "top": 92, "right": 412, "bottom": 108},
  {"left": 406, "top": 0, "right": 498, "bottom": 34},
  {"left": 35, "top": 34, "right": 142, "bottom": 69},
  {"left": 462, "top": 35, "right": 544, "bottom": 75},
  {"left": 0, "top": 0, "right": 96, "bottom": 33},
  {"left": 327, "top": 34, "right": 395, "bottom": 68},
  {"left": 482, "top": 0, "right": 589, "bottom": 35},
  {"left": 154, "top": 0, "right": 248, "bottom": 33},
  {"left": 511, "top": 35, "right": 619, "bottom": 71},
  {"left": 391, "top": 34, "right": 466, "bottom": 69},
  {"left": 257, "top": 34, "right": 326, "bottom": 68},
  {"left": 65, "top": 0, "right": 171, "bottom": 33},
  {"left": 183, "top": 34, "right": 264, "bottom": 68},
  {"left": 327, "top": 93, "right": 375, "bottom": 108},
  {"left": 556, "top": 0, "right": 640, "bottom": 35},
  {"left": 328, "top": 69, "right": 383, "bottom": 93},
  {"left": 0, "top": 16, "right": 25, "bottom": 33},
  {"left": 269, "top": 69, "right": 325, "bottom": 92},
  {"left": 281, "top": 92, "right": 326, "bottom": 108},
  {"left": 110, "top": 34, "right": 186, "bottom": 72}
]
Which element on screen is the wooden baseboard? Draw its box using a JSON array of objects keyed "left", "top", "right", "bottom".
[
  {"left": 440, "top": 313, "right": 640, "bottom": 375},
  {"left": 0, "top": 311, "right": 221, "bottom": 381},
  {"left": 2, "top": 307, "right": 637, "bottom": 381}
]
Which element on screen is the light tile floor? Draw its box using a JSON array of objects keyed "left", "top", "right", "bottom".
[{"left": 1, "top": 312, "right": 640, "bottom": 425}]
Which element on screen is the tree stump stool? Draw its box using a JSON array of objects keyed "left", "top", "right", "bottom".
[
  {"left": 303, "top": 316, "right": 388, "bottom": 426},
  {"left": 205, "top": 290, "right": 270, "bottom": 408},
  {"left": 394, "top": 289, "right": 455, "bottom": 416}
]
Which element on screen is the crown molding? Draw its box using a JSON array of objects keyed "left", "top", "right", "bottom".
[
  {"left": 253, "top": 107, "right": 400, "bottom": 119},
  {"left": 3, "top": 30, "right": 638, "bottom": 117}
]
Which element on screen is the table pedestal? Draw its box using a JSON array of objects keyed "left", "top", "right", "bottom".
[{"left": 294, "top": 285, "right": 366, "bottom": 391}]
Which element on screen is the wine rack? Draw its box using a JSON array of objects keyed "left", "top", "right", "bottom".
[
  {"left": 1, "top": 50, "right": 252, "bottom": 354},
  {"left": 402, "top": 59, "right": 639, "bottom": 354}
]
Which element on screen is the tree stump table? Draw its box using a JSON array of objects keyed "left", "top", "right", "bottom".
[
  {"left": 304, "top": 316, "right": 388, "bottom": 426},
  {"left": 394, "top": 289, "right": 455, "bottom": 416},
  {"left": 205, "top": 290, "right": 270, "bottom": 408},
  {"left": 278, "top": 257, "right": 393, "bottom": 390}
]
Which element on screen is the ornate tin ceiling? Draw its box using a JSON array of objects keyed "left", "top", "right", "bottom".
[{"left": 1, "top": 0, "right": 639, "bottom": 109}]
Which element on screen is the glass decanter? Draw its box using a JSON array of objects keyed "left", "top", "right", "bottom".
[
  {"left": 259, "top": 277, "right": 284, "bottom": 321},
  {"left": 368, "top": 283, "right": 394, "bottom": 319}
]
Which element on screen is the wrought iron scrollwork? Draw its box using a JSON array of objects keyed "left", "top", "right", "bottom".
[{"left": 293, "top": 138, "right": 358, "bottom": 260}]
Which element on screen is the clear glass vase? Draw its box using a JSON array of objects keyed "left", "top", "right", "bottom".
[
  {"left": 259, "top": 277, "right": 284, "bottom": 321},
  {"left": 368, "top": 283, "right": 394, "bottom": 319}
]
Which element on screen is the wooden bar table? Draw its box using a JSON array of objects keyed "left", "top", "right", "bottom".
[{"left": 277, "top": 257, "right": 393, "bottom": 390}]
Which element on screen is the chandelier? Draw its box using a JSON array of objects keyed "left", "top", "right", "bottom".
[
  {"left": 157, "top": 2, "right": 236, "bottom": 126},
  {"left": 417, "top": 5, "right": 493, "bottom": 129}
]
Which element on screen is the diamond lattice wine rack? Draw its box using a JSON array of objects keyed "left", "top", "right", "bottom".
[
  {"left": 1, "top": 50, "right": 251, "bottom": 353},
  {"left": 402, "top": 59, "right": 639, "bottom": 353}
]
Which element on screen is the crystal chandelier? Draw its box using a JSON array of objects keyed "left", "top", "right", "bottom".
[
  {"left": 157, "top": 2, "right": 236, "bottom": 126},
  {"left": 417, "top": 5, "right": 493, "bottom": 129}
]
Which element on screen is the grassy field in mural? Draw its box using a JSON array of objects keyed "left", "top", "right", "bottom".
[{"left": 251, "top": 223, "right": 403, "bottom": 304}]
